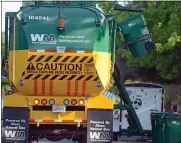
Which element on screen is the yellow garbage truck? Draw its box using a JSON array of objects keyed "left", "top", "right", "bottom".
[{"left": 2, "top": 1, "right": 155, "bottom": 143}]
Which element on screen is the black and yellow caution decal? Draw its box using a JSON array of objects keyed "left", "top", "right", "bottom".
[
  {"left": 27, "top": 55, "right": 92, "bottom": 63},
  {"left": 22, "top": 55, "right": 99, "bottom": 81},
  {"left": 23, "top": 73, "right": 99, "bottom": 81}
]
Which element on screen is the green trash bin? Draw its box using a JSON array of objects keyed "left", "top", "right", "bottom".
[
  {"left": 151, "top": 112, "right": 181, "bottom": 143},
  {"left": 164, "top": 114, "right": 181, "bottom": 143},
  {"left": 151, "top": 112, "right": 165, "bottom": 143},
  {"left": 119, "top": 13, "right": 155, "bottom": 57}
]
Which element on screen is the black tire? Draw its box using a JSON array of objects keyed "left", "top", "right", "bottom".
[
  {"left": 28, "top": 135, "right": 32, "bottom": 143},
  {"left": 78, "top": 135, "right": 87, "bottom": 143},
  {"left": 113, "top": 132, "right": 118, "bottom": 141},
  {"left": 46, "top": 137, "right": 62, "bottom": 142}
]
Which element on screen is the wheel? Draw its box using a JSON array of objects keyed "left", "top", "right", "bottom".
[
  {"left": 78, "top": 135, "right": 87, "bottom": 143},
  {"left": 46, "top": 136, "right": 63, "bottom": 142},
  {"left": 113, "top": 132, "right": 118, "bottom": 141},
  {"left": 28, "top": 135, "right": 33, "bottom": 143}
]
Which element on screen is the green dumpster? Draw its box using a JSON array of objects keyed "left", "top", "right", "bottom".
[
  {"left": 151, "top": 112, "right": 181, "bottom": 143},
  {"left": 119, "top": 13, "right": 155, "bottom": 57}
]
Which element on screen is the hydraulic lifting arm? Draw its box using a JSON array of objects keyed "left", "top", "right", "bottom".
[
  {"left": 113, "top": 56, "right": 143, "bottom": 136},
  {"left": 112, "top": 5, "right": 156, "bottom": 136}
]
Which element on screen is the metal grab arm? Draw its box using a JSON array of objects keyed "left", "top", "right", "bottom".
[
  {"left": 112, "top": 55, "right": 143, "bottom": 136},
  {"left": 114, "top": 5, "right": 143, "bottom": 13}
]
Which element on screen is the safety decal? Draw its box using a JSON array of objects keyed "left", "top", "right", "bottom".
[
  {"left": 22, "top": 74, "right": 99, "bottom": 81},
  {"left": 27, "top": 55, "right": 93, "bottom": 63},
  {"left": 22, "top": 55, "right": 98, "bottom": 81}
]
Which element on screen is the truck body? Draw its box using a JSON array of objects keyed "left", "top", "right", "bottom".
[
  {"left": 2, "top": 1, "right": 155, "bottom": 143},
  {"left": 3, "top": 2, "right": 116, "bottom": 142}
]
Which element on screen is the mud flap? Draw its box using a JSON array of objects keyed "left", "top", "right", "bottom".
[
  {"left": 2, "top": 107, "right": 29, "bottom": 143},
  {"left": 87, "top": 109, "right": 113, "bottom": 143}
]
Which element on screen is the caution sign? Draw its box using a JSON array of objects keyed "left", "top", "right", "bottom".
[
  {"left": 26, "top": 62, "right": 83, "bottom": 75},
  {"left": 2, "top": 107, "right": 29, "bottom": 143},
  {"left": 87, "top": 109, "right": 113, "bottom": 143},
  {"left": 22, "top": 55, "right": 99, "bottom": 81},
  {"left": 26, "top": 63, "right": 35, "bottom": 70}
]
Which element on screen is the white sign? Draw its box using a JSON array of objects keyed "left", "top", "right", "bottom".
[
  {"left": 90, "top": 132, "right": 111, "bottom": 140},
  {"left": 56, "top": 46, "right": 66, "bottom": 52},
  {"left": 28, "top": 16, "right": 49, "bottom": 20},
  {"left": 58, "top": 35, "right": 91, "bottom": 44},
  {"left": 5, "top": 130, "right": 25, "bottom": 140},
  {"left": 52, "top": 105, "right": 66, "bottom": 112},
  {"left": 30, "top": 34, "right": 56, "bottom": 44},
  {"left": 113, "top": 109, "right": 120, "bottom": 132},
  {"left": 128, "top": 22, "right": 136, "bottom": 27}
]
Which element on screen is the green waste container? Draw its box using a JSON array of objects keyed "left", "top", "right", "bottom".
[
  {"left": 119, "top": 13, "right": 155, "bottom": 57},
  {"left": 151, "top": 112, "right": 181, "bottom": 143}
]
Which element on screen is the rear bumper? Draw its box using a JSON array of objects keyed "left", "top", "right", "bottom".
[
  {"left": 4, "top": 93, "right": 113, "bottom": 126},
  {"left": 29, "top": 119, "right": 87, "bottom": 124},
  {"left": 4, "top": 94, "right": 88, "bottom": 125},
  {"left": 29, "top": 110, "right": 87, "bottom": 125}
]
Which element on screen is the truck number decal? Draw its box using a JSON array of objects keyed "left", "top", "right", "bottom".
[{"left": 28, "top": 16, "right": 49, "bottom": 20}]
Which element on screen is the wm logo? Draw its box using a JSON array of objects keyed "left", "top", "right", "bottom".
[
  {"left": 5, "top": 130, "right": 25, "bottom": 139},
  {"left": 31, "top": 34, "right": 56, "bottom": 43},
  {"left": 90, "top": 132, "right": 111, "bottom": 140}
]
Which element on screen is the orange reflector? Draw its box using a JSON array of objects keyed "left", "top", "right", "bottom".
[
  {"left": 71, "top": 99, "right": 77, "bottom": 105},
  {"left": 41, "top": 99, "right": 47, "bottom": 105},
  {"left": 79, "top": 99, "right": 84, "bottom": 105},
  {"left": 58, "top": 19, "right": 64, "bottom": 27},
  {"left": 34, "top": 99, "right": 40, "bottom": 105}
]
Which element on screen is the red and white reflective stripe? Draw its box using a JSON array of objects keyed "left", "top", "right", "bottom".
[
  {"left": 77, "top": 50, "right": 86, "bottom": 53},
  {"left": 74, "top": 120, "right": 82, "bottom": 122},
  {"left": 54, "top": 119, "right": 63, "bottom": 122},
  {"left": 29, "top": 50, "right": 92, "bottom": 53},
  {"left": 37, "top": 49, "right": 45, "bottom": 52},
  {"left": 35, "top": 119, "right": 43, "bottom": 122},
  {"left": 30, "top": 119, "right": 87, "bottom": 123}
]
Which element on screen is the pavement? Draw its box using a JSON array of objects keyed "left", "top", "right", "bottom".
[
  {"left": 33, "top": 138, "right": 152, "bottom": 143},
  {"left": 33, "top": 140, "right": 148, "bottom": 143}
]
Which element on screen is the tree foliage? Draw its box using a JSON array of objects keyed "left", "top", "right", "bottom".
[{"left": 99, "top": 1, "right": 181, "bottom": 83}]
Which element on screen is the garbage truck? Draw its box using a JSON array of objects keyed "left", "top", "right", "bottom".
[{"left": 2, "top": 1, "right": 155, "bottom": 143}]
